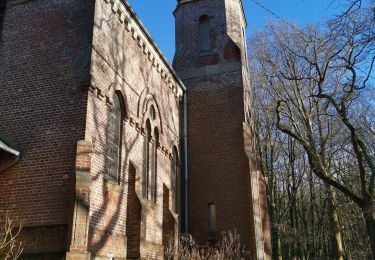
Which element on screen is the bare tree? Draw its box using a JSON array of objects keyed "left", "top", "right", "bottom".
[
  {"left": 0, "top": 212, "right": 23, "bottom": 260},
  {"left": 253, "top": 65, "right": 345, "bottom": 259},
  {"left": 250, "top": 2, "right": 374, "bottom": 257}
]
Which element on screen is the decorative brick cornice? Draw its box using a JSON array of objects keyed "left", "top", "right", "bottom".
[{"left": 103, "top": 0, "right": 185, "bottom": 100}]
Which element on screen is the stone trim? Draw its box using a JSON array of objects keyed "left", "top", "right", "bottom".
[
  {"left": 103, "top": 0, "right": 185, "bottom": 98},
  {"left": 7, "top": 0, "right": 35, "bottom": 6},
  {"left": 178, "top": 61, "right": 242, "bottom": 80},
  {"left": 175, "top": 0, "right": 247, "bottom": 26},
  {"left": 137, "top": 88, "right": 163, "bottom": 134}
]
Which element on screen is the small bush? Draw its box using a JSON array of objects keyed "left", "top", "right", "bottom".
[{"left": 0, "top": 211, "right": 23, "bottom": 260}]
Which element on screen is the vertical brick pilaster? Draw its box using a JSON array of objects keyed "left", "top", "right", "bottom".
[
  {"left": 66, "top": 140, "right": 93, "bottom": 259},
  {"left": 162, "top": 185, "right": 178, "bottom": 258}
]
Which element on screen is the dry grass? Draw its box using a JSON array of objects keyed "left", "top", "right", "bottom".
[{"left": 165, "top": 231, "right": 253, "bottom": 260}]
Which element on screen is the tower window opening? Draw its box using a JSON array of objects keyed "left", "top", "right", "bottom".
[
  {"left": 208, "top": 203, "right": 216, "bottom": 233},
  {"left": 0, "top": 0, "right": 6, "bottom": 38},
  {"left": 199, "top": 15, "right": 211, "bottom": 51}
]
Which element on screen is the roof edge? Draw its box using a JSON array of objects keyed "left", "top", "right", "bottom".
[
  {"left": 121, "top": 0, "right": 186, "bottom": 92},
  {"left": 0, "top": 133, "right": 21, "bottom": 156}
]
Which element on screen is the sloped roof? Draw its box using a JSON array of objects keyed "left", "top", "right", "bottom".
[{"left": 0, "top": 134, "right": 20, "bottom": 156}]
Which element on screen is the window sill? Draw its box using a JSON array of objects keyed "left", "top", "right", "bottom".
[
  {"left": 199, "top": 50, "right": 215, "bottom": 57},
  {"left": 139, "top": 197, "right": 158, "bottom": 209},
  {"left": 104, "top": 177, "right": 123, "bottom": 193}
]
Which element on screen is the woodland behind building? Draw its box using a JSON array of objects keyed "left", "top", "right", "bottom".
[{"left": 249, "top": 0, "right": 374, "bottom": 259}]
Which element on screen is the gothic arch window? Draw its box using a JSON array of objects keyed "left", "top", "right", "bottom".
[
  {"left": 143, "top": 119, "right": 152, "bottom": 199},
  {"left": 151, "top": 127, "right": 159, "bottom": 203},
  {"left": 106, "top": 91, "right": 123, "bottom": 182},
  {"left": 0, "top": 0, "right": 6, "bottom": 38},
  {"left": 199, "top": 15, "right": 211, "bottom": 51},
  {"left": 172, "top": 147, "right": 180, "bottom": 213}
]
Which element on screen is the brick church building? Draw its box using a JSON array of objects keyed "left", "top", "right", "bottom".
[{"left": 0, "top": 0, "right": 271, "bottom": 259}]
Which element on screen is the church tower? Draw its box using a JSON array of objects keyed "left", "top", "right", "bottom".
[{"left": 173, "top": 0, "right": 271, "bottom": 258}]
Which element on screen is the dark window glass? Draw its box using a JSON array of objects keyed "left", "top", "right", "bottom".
[
  {"left": 151, "top": 128, "right": 159, "bottom": 203},
  {"left": 0, "top": 1, "right": 6, "bottom": 38},
  {"left": 106, "top": 92, "right": 122, "bottom": 181},
  {"left": 199, "top": 15, "right": 210, "bottom": 51},
  {"left": 143, "top": 120, "right": 151, "bottom": 199},
  {"left": 208, "top": 203, "right": 216, "bottom": 233},
  {"left": 150, "top": 105, "right": 156, "bottom": 121},
  {"left": 172, "top": 147, "right": 180, "bottom": 212}
]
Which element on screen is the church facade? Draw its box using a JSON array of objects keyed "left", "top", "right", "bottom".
[{"left": 0, "top": 0, "right": 270, "bottom": 259}]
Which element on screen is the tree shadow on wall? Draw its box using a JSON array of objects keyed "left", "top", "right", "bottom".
[{"left": 85, "top": 3, "right": 164, "bottom": 256}]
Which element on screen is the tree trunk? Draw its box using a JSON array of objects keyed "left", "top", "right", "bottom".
[
  {"left": 327, "top": 187, "right": 344, "bottom": 260},
  {"left": 362, "top": 199, "right": 375, "bottom": 259},
  {"left": 277, "top": 236, "right": 282, "bottom": 260},
  {"left": 269, "top": 200, "right": 282, "bottom": 260}
]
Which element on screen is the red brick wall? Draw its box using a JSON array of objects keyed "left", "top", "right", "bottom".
[
  {"left": 185, "top": 80, "right": 253, "bottom": 246},
  {"left": 82, "top": 1, "right": 184, "bottom": 258},
  {"left": 1, "top": 0, "right": 184, "bottom": 257},
  {"left": 0, "top": 0, "right": 94, "bottom": 255}
]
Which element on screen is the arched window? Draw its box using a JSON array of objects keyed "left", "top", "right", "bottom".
[
  {"left": 0, "top": 1, "right": 6, "bottom": 38},
  {"left": 143, "top": 120, "right": 152, "bottom": 199},
  {"left": 151, "top": 128, "right": 159, "bottom": 203},
  {"left": 106, "top": 92, "right": 123, "bottom": 182},
  {"left": 199, "top": 15, "right": 211, "bottom": 51},
  {"left": 172, "top": 147, "right": 180, "bottom": 213}
]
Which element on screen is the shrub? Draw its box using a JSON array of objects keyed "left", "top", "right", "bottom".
[
  {"left": 165, "top": 230, "right": 253, "bottom": 260},
  {"left": 0, "top": 211, "right": 23, "bottom": 260}
]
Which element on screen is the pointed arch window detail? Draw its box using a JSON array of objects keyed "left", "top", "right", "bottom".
[
  {"left": 199, "top": 15, "right": 211, "bottom": 51},
  {"left": 143, "top": 105, "right": 161, "bottom": 202},
  {"left": 106, "top": 92, "right": 123, "bottom": 182}
]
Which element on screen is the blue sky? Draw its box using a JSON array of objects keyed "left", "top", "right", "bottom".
[{"left": 127, "top": 0, "right": 351, "bottom": 62}]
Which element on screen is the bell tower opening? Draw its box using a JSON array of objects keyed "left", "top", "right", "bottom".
[
  {"left": 199, "top": 15, "right": 211, "bottom": 51},
  {"left": 0, "top": 0, "right": 6, "bottom": 39}
]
